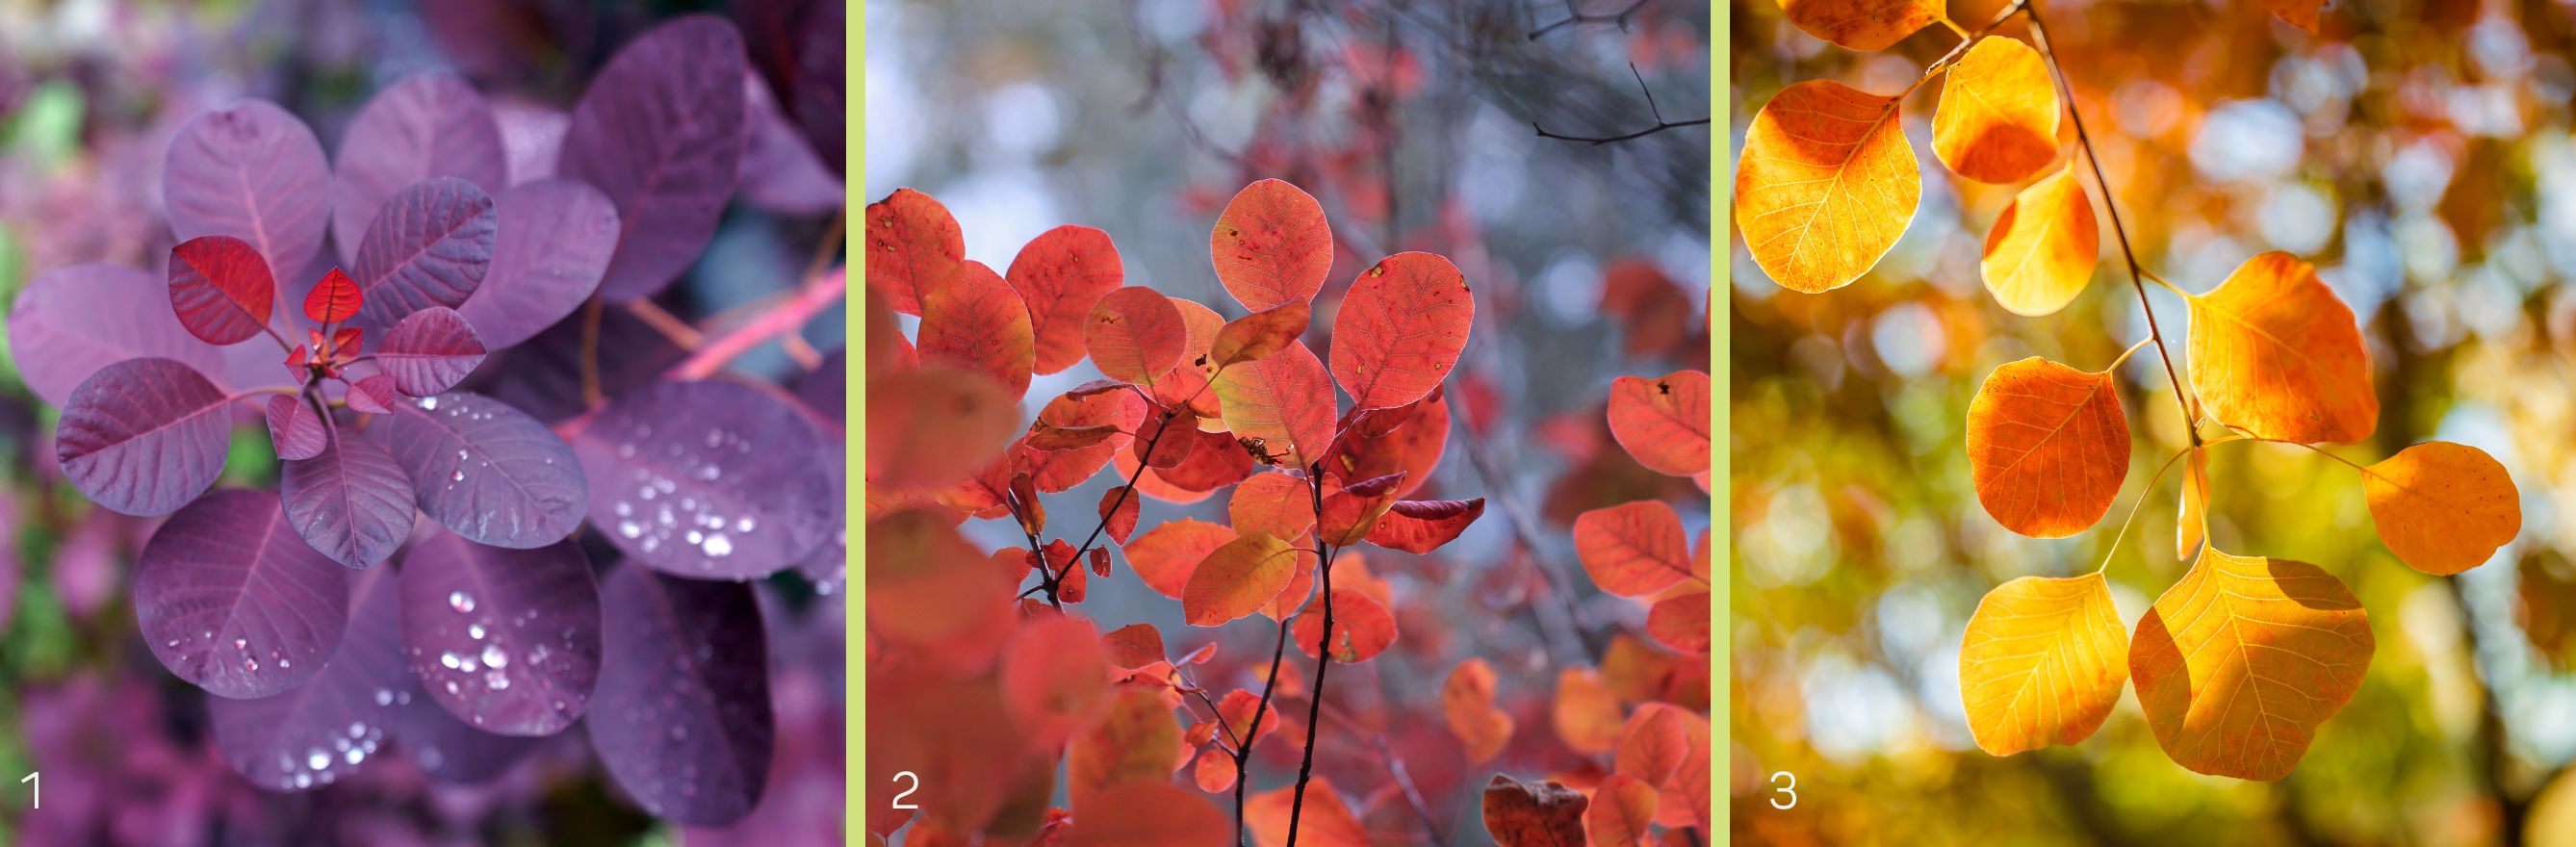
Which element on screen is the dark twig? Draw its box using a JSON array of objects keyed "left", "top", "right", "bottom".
[
  {"left": 1532, "top": 63, "right": 1709, "bottom": 145},
  {"left": 1283, "top": 465, "right": 1339, "bottom": 847},
  {"left": 1236, "top": 615, "right": 1296, "bottom": 846},
  {"left": 1527, "top": 0, "right": 1652, "bottom": 39}
]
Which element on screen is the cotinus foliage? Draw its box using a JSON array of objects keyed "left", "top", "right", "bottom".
[{"left": 8, "top": 12, "right": 844, "bottom": 827}]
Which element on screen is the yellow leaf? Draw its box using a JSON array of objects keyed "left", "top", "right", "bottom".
[
  {"left": 1958, "top": 574, "right": 2127, "bottom": 756},
  {"left": 1933, "top": 37, "right": 2060, "bottom": 184},
  {"left": 2361, "top": 441, "right": 2520, "bottom": 576},
  {"left": 2177, "top": 447, "right": 2209, "bottom": 561},
  {"left": 1966, "top": 357, "right": 2129, "bottom": 538},
  {"left": 1980, "top": 167, "right": 2098, "bottom": 316},
  {"left": 2184, "top": 251, "right": 2377, "bottom": 444},
  {"left": 1734, "top": 80, "right": 1919, "bottom": 294},
  {"left": 2131, "top": 548, "right": 2374, "bottom": 781},
  {"left": 1776, "top": 0, "right": 1941, "bottom": 52}
]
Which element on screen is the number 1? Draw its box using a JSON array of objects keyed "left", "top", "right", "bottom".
[{"left": 21, "top": 772, "right": 36, "bottom": 809}]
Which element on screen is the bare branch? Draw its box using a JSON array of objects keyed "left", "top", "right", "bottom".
[
  {"left": 1533, "top": 63, "right": 1709, "bottom": 145},
  {"left": 1527, "top": 0, "right": 1653, "bottom": 39}
]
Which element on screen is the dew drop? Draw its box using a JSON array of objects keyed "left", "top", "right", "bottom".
[
  {"left": 233, "top": 636, "right": 247, "bottom": 650},
  {"left": 440, "top": 652, "right": 462, "bottom": 670},
  {"left": 345, "top": 748, "right": 364, "bottom": 765},
  {"left": 308, "top": 750, "right": 329, "bottom": 770},
  {"left": 482, "top": 643, "right": 508, "bottom": 669},
  {"left": 450, "top": 590, "right": 477, "bottom": 613},
  {"left": 374, "top": 688, "right": 395, "bottom": 706},
  {"left": 419, "top": 397, "right": 439, "bottom": 410},
  {"left": 735, "top": 516, "right": 756, "bottom": 533},
  {"left": 244, "top": 656, "right": 260, "bottom": 672},
  {"left": 451, "top": 470, "right": 466, "bottom": 482},
  {"left": 468, "top": 624, "right": 486, "bottom": 640},
  {"left": 618, "top": 520, "right": 642, "bottom": 539},
  {"left": 615, "top": 501, "right": 633, "bottom": 518},
  {"left": 704, "top": 533, "right": 734, "bottom": 557}
]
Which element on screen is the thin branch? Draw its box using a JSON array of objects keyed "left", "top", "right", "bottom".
[
  {"left": 627, "top": 299, "right": 706, "bottom": 350},
  {"left": 1236, "top": 615, "right": 1297, "bottom": 846},
  {"left": 1526, "top": 0, "right": 1652, "bottom": 39},
  {"left": 1532, "top": 64, "right": 1709, "bottom": 145},
  {"left": 579, "top": 297, "right": 605, "bottom": 407},
  {"left": 666, "top": 267, "right": 846, "bottom": 380},
  {"left": 1283, "top": 466, "right": 1339, "bottom": 847}
]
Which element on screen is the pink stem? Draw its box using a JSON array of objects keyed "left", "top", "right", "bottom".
[{"left": 666, "top": 267, "right": 846, "bottom": 381}]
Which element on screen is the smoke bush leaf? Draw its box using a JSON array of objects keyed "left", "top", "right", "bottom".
[
  {"left": 165, "top": 99, "right": 330, "bottom": 278},
  {"left": 1364, "top": 498, "right": 1484, "bottom": 553},
  {"left": 305, "top": 268, "right": 363, "bottom": 324},
  {"left": 331, "top": 72, "right": 507, "bottom": 266},
  {"left": 559, "top": 14, "right": 749, "bottom": 302},
  {"left": 2131, "top": 548, "right": 2373, "bottom": 781},
  {"left": 1606, "top": 370, "right": 1710, "bottom": 477},
  {"left": 1085, "top": 285, "right": 1188, "bottom": 387},
  {"left": 1780, "top": 0, "right": 1940, "bottom": 51},
  {"left": 865, "top": 366, "right": 1019, "bottom": 493},
  {"left": 57, "top": 357, "right": 233, "bottom": 516},
  {"left": 1327, "top": 392, "right": 1449, "bottom": 498},
  {"left": 999, "top": 615, "right": 1112, "bottom": 749},
  {"left": 1646, "top": 591, "right": 1711, "bottom": 654},
  {"left": 1214, "top": 339, "right": 1335, "bottom": 467},
  {"left": 1981, "top": 167, "right": 2099, "bottom": 317},
  {"left": 385, "top": 392, "right": 588, "bottom": 548},
  {"left": 279, "top": 435, "right": 416, "bottom": 569},
  {"left": 1069, "top": 783, "right": 1230, "bottom": 847},
  {"left": 1293, "top": 588, "right": 1397, "bottom": 663},
  {"left": 1228, "top": 473, "right": 1315, "bottom": 541},
  {"left": 2177, "top": 446, "right": 2209, "bottom": 561},
  {"left": 2361, "top": 441, "right": 2520, "bottom": 576},
  {"left": 135, "top": 489, "right": 349, "bottom": 698},
  {"left": 346, "top": 373, "right": 402, "bottom": 414},
  {"left": 1966, "top": 357, "right": 2128, "bottom": 538},
  {"left": 1480, "top": 775, "right": 1588, "bottom": 847},
  {"left": 398, "top": 680, "right": 544, "bottom": 784},
  {"left": 865, "top": 509, "right": 1018, "bottom": 671},
  {"left": 1932, "top": 37, "right": 2060, "bottom": 184},
  {"left": 863, "top": 187, "right": 963, "bottom": 316},
  {"left": 1328, "top": 252, "right": 1473, "bottom": 411},
  {"left": 1015, "top": 387, "right": 1146, "bottom": 492},
  {"left": 167, "top": 235, "right": 278, "bottom": 346},
  {"left": 1958, "top": 574, "right": 2127, "bottom": 756},
  {"left": 1208, "top": 299, "right": 1310, "bottom": 370},
  {"left": 352, "top": 176, "right": 498, "bottom": 330},
  {"left": 1734, "top": 79, "right": 1919, "bottom": 294},
  {"left": 2185, "top": 251, "right": 2377, "bottom": 444},
  {"left": 399, "top": 530, "right": 603, "bottom": 736},
  {"left": 208, "top": 566, "right": 405, "bottom": 791},
  {"left": 1441, "top": 657, "right": 1513, "bottom": 764},
  {"left": 1553, "top": 668, "right": 1622, "bottom": 755},
  {"left": 1182, "top": 532, "right": 1298, "bottom": 627},
  {"left": 459, "top": 178, "right": 620, "bottom": 347},
  {"left": 1247, "top": 777, "right": 1370, "bottom": 846},
  {"left": 1572, "top": 500, "right": 1694, "bottom": 598},
  {"left": 9, "top": 265, "right": 227, "bottom": 406},
  {"left": 378, "top": 306, "right": 487, "bottom": 396},
  {"left": 1584, "top": 774, "right": 1658, "bottom": 847},
  {"left": 1065, "top": 685, "right": 1179, "bottom": 810},
  {"left": 1210, "top": 178, "right": 1332, "bottom": 311},
  {"left": 1154, "top": 295, "right": 1226, "bottom": 418},
  {"left": 588, "top": 565, "right": 773, "bottom": 826},
  {"left": 575, "top": 379, "right": 836, "bottom": 578},
  {"left": 916, "top": 260, "right": 1037, "bottom": 399},
  {"left": 1006, "top": 224, "right": 1124, "bottom": 374},
  {"left": 265, "top": 395, "right": 328, "bottom": 461},
  {"left": 1123, "top": 518, "right": 1235, "bottom": 600}
]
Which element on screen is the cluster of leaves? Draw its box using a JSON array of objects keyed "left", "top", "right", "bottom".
[
  {"left": 5, "top": 13, "right": 845, "bottom": 827},
  {"left": 1735, "top": 0, "right": 2522, "bottom": 781}
]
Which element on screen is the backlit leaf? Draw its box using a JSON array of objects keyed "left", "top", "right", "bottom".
[
  {"left": 400, "top": 530, "right": 602, "bottom": 736},
  {"left": 1553, "top": 667, "right": 1623, "bottom": 755},
  {"left": 864, "top": 187, "right": 963, "bottom": 315},
  {"left": 331, "top": 72, "right": 507, "bottom": 266},
  {"left": 1215, "top": 340, "right": 1336, "bottom": 467},
  {"left": 1000, "top": 615, "right": 1113, "bottom": 748},
  {"left": 351, "top": 176, "right": 499, "bottom": 330},
  {"left": 866, "top": 509, "right": 1018, "bottom": 671},
  {"left": 378, "top": 306, "right": 487, "bottom": 397},
  {"left": 1958, "top": 574, "right": 2127, "bottom": 756},
  {"left": 1210, "top": 299, "right": 1310, "bottom": 369},
  {"left": 2361, "top": 441, "right": 2520, "bottom": 576},
  {"left": 1573, "top": 500, "right": 1695, "bottom": 597},
  {"left": 1069, "top": 783, "right": 1229, "bottom": 847},
  {"left": 1613, "top": 706, "right": 1687, "bottom": 784},
  {"left": 57, "top": 358, "right": 233, "bottom": 516},
  {"left": 1481, "top": 775, "right": 1588, "bottom": 847},
  {"left": 558, "top": 15, "right": 749, "bottom": 302},
  {"left": 1017, "top": 388, "right": 1146, "bottom": 492},
  {"left": 168, "top": 235, "right": 278, "bottom": 346},
  {"left": 1734, "top": 79, "right": 1919, "bottom": 293},
  {"left": 305, "top": 268, "right": 363, "bottom": 324},
  {"left": 1441, "top": 657, "right": 1514, "bottom": 764},
  {"left": 1006, "top": 224, "right": 1125, "bottom": 374},
  {"left": 1210, "top": 178, "right": 1332, "bottom": 311},
  {"left": 1606, "top": 370, "right": 1710, "bottom": 476},
  {"left": 386, "top": 392, "right": 588, "bottom": 549},
  {"left": 1098, "top": 486, "right": 1140, "bottom": 545},
  {"left": 1229, "top": 473, "right": 1315, "bottom": 541},
  {"left": 1779, "top": 0, "right": 1940, "bottom": 51},
  {"left": 1065, "top": 685, "right": 1178, "bottom": 808},
  {"left": 1292, "top": 588, "right": 1396, "bottom": 663},
  {"left": 1085, "top": 286, "right": 1188, "bottom": 387},
  {"left": 165, "top": 99, "right": 331, "bottom": 278},
  {"left": 265, "top": 394, "right": 328, "bottom": 461},
  {"left": 1585, "top": 774, "right": 1658, "bottom": 847},
  {"left": 1981, "top": 166, "right": 2099, "bottom": 317},
  {"left": 2178, "top": 446, "right": 2209, "bottom": 561},
  {"left": 1246, "top": 778, "right": 1369, "bottom": 847},
  {"left": 1328, "top": 252, "right": 1473, "bottom": 410},
  {"left": 458, "top": 179, "right": 620, "bottom": 347},
  {"left": 1932, "top": 36, "right": 2060, "bottom": 184},
  {"left": 208, "top": 567, "right": 403, "bottom": 790},
  {"left": 918, "top": 261, "right": 1038, "bottom": 399},
  {"left": 348, "top": 374, "right": 402, "bottom": 413},
  {"left": 587, "top": 565, "right": 772, "bottom": 825},
  {"left": 1646, "top": 591, "right": 1711, "bottom": 654},
  {"left": 8, "top": 265, "right": 227, "bottom": 406},
  {"left": 574, "top": 379, "right": 837, "bottom": 578},
  {"left": 1365, "top": 498, "right": 1482, "bottom": 553},
  {"left": 135, "top": 489, "right": 349, "bottom": 698},
  {"left": 1154, "top": 296, "right": 1227, "bottom": 417},
  {"left": 1318, "top": 473, "right": 1404, "bottom": 545},
  {"left": 1125, "top": 518, "right": 1236, "bottom": 600},
  {"left": 1182, "top": 532, "right": 1298, "bottom": 626},
  {"left": 279, "top": 435, "right": 417, "bottom": 569},
  {"left": 2185, "top": 251, "right": 2377, "bottom": 444},
  {"left": 1966, "top": 357, "right": 2128, "bottom": 538},
  {"left": 864, "top": 367, "right": 1018, "bottom": 492},
  {"left": 2131, "top": 548, "right": 2374, "bottom": 781}
]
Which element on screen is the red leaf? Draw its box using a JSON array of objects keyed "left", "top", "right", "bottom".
[
  {"left": 917, "top": 261, "right": 1037, "bottom": 399},
  {"left": 863, "top": 187, "right": 962, "bottom": 315},
  {"left": 377, "top": 306, "right": 486, "bottom": 397},
  {"left": 1363, "top": 498, "right": 1484, "bottom": 553},
  {"left": 1647, "top": 591, "right": 1711, "bottom": 654},
  {"left": 1005, "top": 224, "right": 1124, "bottom": 374},
  {"left": 1607, "top": 370, "right": 1711, "bottom": 477},
  {"left": 1129, "top": 411, "right": 1199, "bottom": 470},
  {"left": 1209, "top": 300, "right": 1311, "bottom": 369},
  {"left": 1026, "top": 422, "right": 1122, "bottom": 451},
  {"left": 168, "top": 235, "right": 277, "bottom": 346},
  {"left": 1584, "top": 774, "right": 1659, "bottom": 847},
  {"left": 1190, "top": 748, "right": 1235, "bottom": 793},
  {"left": 1213, "top": 340, "right": 1336, "bottom": 467},
  {"left": 1099, "top": 623, "right": 1165, "bottom": 668},
  {"left": 264, "top": 394, "right": 328, "bottom": 460},
  {"left": 1087, "top": 547, "right": 1111, "bottom": 578},
  {"left": 1011, "top": 474, "right": 1046, "bottom": 536},
  {"left": 1182, "top": 533, "right": 1299, "bottom": 626},
  {"left": 1481, "top": 775, "right": 1588, "bottom": 847},
  {"left": 1156, "top": 427, "right": 1257, "bottom": 493},
  {"left": 999, "top": 616, "right": 1111, "bottom": 748},
  {"left": 1018, "top": 389, "right": 1146, "bottom": 493},
  {"left": 1319, "top": 473, "right": 1404, "bottom": 546},
  {"left": 1070, "top": 783, "right": 1229, "bottom": 847},
  {"left": 1098, "top": 487, "right": 1141, "bottom": 545},
  {"left": 1085, "top": 286, "right": 1188, "bottom": 386},
  {"left": 1229, "top": 473, "right": 1315, "bottom": 541},
  {"left": 1124, "top": 519, "right": 1234, "bottom": 600},
  {"left": 1613, "top": 706, "right": 1688, "bottom": 785},
  {"left": 304, "top": 268, "right": 362, "bottom": 323},
  {"left": 1153, "top": 296, "right": 1227, "bottom": 418},
  {"left": 1065, "top": 686, "right": 1179, "bottom": 808},
  {"left": 1292, "top": 588, "right": 1397, "bottom": 663},
  {"left": 329, "top": 327, "right": 362, "bottom": 356},
  {"left": 1246, "top": 777, "right": 1369, "bottom": 847},
  {"left": 1328, "top": 252, "right": 1473, "bottom": 410},
  {"left": 1327, "top": 392, "right": 1449, "bottom": 499},
  {"left": 1573, "top": 500, "right": 1695, "bottom": 597},
  {"left": 1210, "top": 179, "right": 1332, "bottom": 312}
]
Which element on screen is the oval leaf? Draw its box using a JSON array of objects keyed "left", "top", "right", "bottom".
[
  {"left": 2185, "top": 251, "right": 2377, "bottom": 444},
  {"left": 1209, "top": 300, "right": 1310, "bottom": 370},
  {"left": 1481, "top": 775, "right": 1588, "bottom": 847},
  {"left": 168, "top": 235, "right": 278, "bottom": 346},
  {"left": 573, "top": 379, "right": 837, "bottom": 578},
  {"left": 1734, "top": 79, "right": 1919, "bottom": 294},
  {"left": 1210, "top": 178, "right": 1332, "bottom": 311},
  {"left": 1329, "top": 252, "right": 1473, "bottom": 410},
  {"left": 1066, "top": 685, "right": 1181, "bottom": 809},
  {"left": 1070, "top": 783, "right": 1231, "bottom": 846},
  {"left": 1181, "top": 532, "right": 1298, "bottom": 627},
  {"left": 2131, "top": 548, "right": 2374, "bottom": 781},
  {"left": 917, "top": 261, "right": 1037, "bottom": 399},
  {"left": 1365, "top": 498, "right": 1483, "bottom": 553},
  {"left": 999, "top": 615, "right": 1112, "bottom": 748},
  {"left": 458, "top": 178, "right": 621, "bottom": 347},
  {"left": 352, "top": 176, "right": 499, "bottom": 330},
  {"left": 1782, "top": 0, "right": 1940, "bottom": 51},
  {"left": 378, "top": 306, "right": 487, "bottom": 396},
  {"left": 280, "top": 435, "right": 417, "bottom": 569},
  {"left": 305, "top": 268, "right": 363, "bottom": 323},
  {"left": 165, "top": 99, "right": 330, "bottom": 278},
  {"left": 587, "top": 564, "right": 773, "bottom": 825},
  {"left": 1932, "top": 36, "right": 2059, "bottom": 184},
  {"left": 2362, "top": 441, "right": 2520, "bottom": 576},
  {"left": 331, "top": 72, "right": 508, "bottom": 266},
  {"left": 1214, "top": 340, "right": 1336, "bottom": 467},
  {"left": 209, "top": 567, "right": 405, "bottom": 791},
  {"left": 558, "top": 15, "right": 749, "bottom": 302},
  {"left": 1606, "top": 370, "right": 1710, "bottom": 477},
  {"left": 266, "top": 394, "right": 328, "bottom": 461},
  {"left": 1006, "top": 224, "right": 1125, "bottom": 375},
  {"left": 1981, "top": 166, "right": 2099, "bottom": 317},
  {"left": 9, "top": 265, "right": 227, "bottom": 406},
  {"left": 864, "top": 366, "right": 1020, "bottom": 493},
  {"left": 1292, "top": 588, "right": 1396, "bottom": 663},
  {"left": 1441, "top": 658, "right": 1514, "bottom": 764},
  {"left": 1966, "top": 357, "right": 2129, "bottom": 538},
  {"left": 1125, "top": 518, "right": 1236, "bottom": 600},
  {"left": 1572, "top": 500, "right": 1694, "bottom": 598},
  {"left": 1085, "top": 286, "right": 1188, "bottom": 387},
  {"left": 863, "top": 187, "right": 963, "bottom": 316},
  {"left": 400, "top": 530, "right": 604, "bottom": 736},
  {"left": 385, "top": 392, "right": 589, "bottom": 548},
  {"left": 1959, "top": 574, "right": 2127, "bottom": 756},
  {"left": 1585, "top": 774, "right": 1659, "bottom": 847},
  {"left": 1646, "top": 591, "right": 1711, "bottom": 654},
  {"left": 57, "top": 358, "right": 233, "bottom": 516},
  {"left": 135, "top": 489, "right": 350, "bottom": 698}
]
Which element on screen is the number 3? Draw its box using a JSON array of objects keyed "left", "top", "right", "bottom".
[
  {"left": 891, "top": 771, "right": 919, "bottom": 809},
  {"left": 1769, "top": 770, "right": 1796, "bottom": 809}
]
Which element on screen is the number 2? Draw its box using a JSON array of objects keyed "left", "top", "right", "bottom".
[
  {"left": 1769, "top": 770, "right": 1796, "bottom": 809},
  {"left": 20, "top": 772, "right": 35, "bottom": 809},
  {"left": 891, "top": 771, "right": 919, "bottom": 809}
]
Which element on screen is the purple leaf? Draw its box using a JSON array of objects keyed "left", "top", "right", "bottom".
[
  {"left": 557, "top": 15, "right": 749, "bottom": 302},
  {"left": 395, "top": 675, "right": 545, "bottom": 784},
  {"left": 134, "top": 489, "right": 350, "bottom": 698},
  {"left": 279, "top": 434, "right": 416, "bottom": 569},
  {"left": 734, "top": 72, "right": 841, "bottom": 215},
  {"left": 792, "top": 346, "right": 843, "bottom": 426},
  {"left": 347, "top": 373, "right": 402, "bottom": 413},
  {"left": 264, "top": 394, "right": 328, "bottom": 460},
  {"left": 167, "top": 235, "right": 277, "bottom": 346},
  {"left": 8, "top": 264, "right": 225, "bottom": 406},
  {"left": 399, "top": 530, "right": 602, "bottom": 736},
  {"left": 737, "top": 0, "right": 844, "bottom": 177},
  {"left": 571, "top": 379, "right": 834, "bottom": 578},
  {"left": 331, "top": 72, "right": 507, "bottom": 267},
  {"left": 378, "top": 306, "right": 486, "bottom": 397},
  {"left": 207, "top": 566, "right": 403, "bottom": 791},
  {"left": 486, "top": 306, "right": 685, "bottom": 422},
  {"left": 56, "top": 357, "right": 232, "bottom": 516},
  {"left": 164, "top": 99, "right": 331, "bottom": 279},
  {"left": 0, "top": 490, "right": 14, "bottom": 636},
  {"left": 789, "top": 351, "right": 844, "bottom": 594},
  {"left": 586, "top": 564, "right": 772, "bottom": 826},
  {"left": 456, "top": 178, "right": 618, "bottom": 348},
  {"left": 385, "top": 392, "right": 587, "bottom": 548},
  {"left": 351, "top": 176, "right": 499, "bottom": 330}
]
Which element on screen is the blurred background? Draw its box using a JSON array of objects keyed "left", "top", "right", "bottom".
[
  {"left": 1729, "top": 0, "right": 2576, "bottom": 843},
  {"left": 0, "top": 1, "right": 843, "bottom": 844},
  {"left": 868, "top": 0, "right": 1711, "bottom": 840}
]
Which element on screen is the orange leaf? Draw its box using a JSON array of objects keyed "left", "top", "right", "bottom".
[
  {"left": 2131, "top": 548, "right": 2374, "bottom": 781},
  {"left": 1099, "top": 623, "right": 1165, "bottom": 668},
  {"left": 2177, "top": 446, "right": 2209, "bottom": 561},
  {"left": 1154, "top": 296, "right": 1227, "bottom": 418},
  {"left": 1932, "top": 36, "right": 2059, "bottom": 184},
  {"left": 1019, "top": 389, "right": 1147, "bottom": 493},
  {"left": 1124, "top": 518, "right": 1236, "bottom": 600},
  {"left": 2261, "top": 0, "right": 2321, "bottom": 31},
  {"left": 865, "top": 367, "right": 1020, "bottom": 493},
  {"left": 1215, "top": 340, "right": 1337, "bottom": 467},
  {"left": 1734, "top": 79, "right": 1919, "bottom": 294},
  {"left": 1229, "top": 473, "right": 1315, "bottom": 541},
  {"left": 1065, "top": 685, "right": 1181, "bottom": 808},
  {"left": 1966, "top": 357, "right": 2129, "bottom": 538},
  {"left": 1068, "top": 783, "right": 1229, "bottom": 847},
  {"left": 1553, "top": 667, "right": 1624, "bottom": 755},
  {"left": 917, "top": 260, "right": 1037, "bottom": 399},
  {"left": 1364, "top": 498, "right": 1484, "bottom": 553},
  {"left": 1026, "top": 422, "right": 1121, "bottom": 451},
  {"left": 866, "top": 671, "right": 1043, "bottom": 835},
  {"left": 1159, "top": 426, "right": 1258, "bottom": 493},
  {"left": 1217, "top": 688, "right": 1281, "bottom": 747},
  {"left": 1646, "top": 591, "right": 1710, "bottom": 654},
  {"left": 1000, "top": 616, "right": 1113, "bottom": 747},
  {"left": 1182, "top": 532, "right": 1299, "bottom": 626},
  {"left": 1006, "top": 224, "right": 1125, "bottom": 375},
  {"left": 1190, "top": 748, "right": 1236, "bottom": 793},
  {"left": 1958, "top": 574, "right": 2127, "bottom": 756},
  {"left": 1259, "top": 550, "right": 1320, "bottom": 621},
  {"left": 1210, "top": 299, "right": 1311, "bottom": 369},
  {"left": 1613, "top": 706, "right": 1687, "bottom": 785},
  {"left": 1633, "top": 704, "right": 1711, "bottom": 829},
  {"left": 1481, "top": 775, "right": 1588, "bottom": 847},
  {"left": 865, "top": 508, "right": 1018, "bottom": 673},
  {"left": 1441, "top": 657, "right": 1515, "bottom": 764},
  {"left": 1980, "top": 166, "right": 2099, "bottom": 317},
  {"left": 1584, "top": 773, "right": 1659, "bottom": 847},
  {"left": 2185, "top": 251, "right": 2377, "bottom": 444},
  {"left": 1607, "top": 370, "right": 1711, "bottom": 476},
  {"left": 1573, "top": 500, "right": 1696, "bottom": 597},
  {"left": 2362, "top": 441, "right": 2520, "bottom": 576},
  {"left": 863, "top": 187, "right": 962, "bottom": 315},
  {"left": 1779, "top": 0, "right": 1940, "bottom": 51},
  {"left": 1292, "top": 588, "right": 1398, "bottom": 663},
  {"left": 1318, "top": 473, "right": 1404, "bottom": 546},
  {"left": 1086, "top": 286, "right": 1188, "bottom": 386},
  {"left": 1210, "top": 179, "right": 1332, "bottom": 312},
  {"left": 1247, "top": 778, "right": 1370, "bottom": 847},
  {"left": 1329, "top": 252, "right": 1474, "bottom": 410}
]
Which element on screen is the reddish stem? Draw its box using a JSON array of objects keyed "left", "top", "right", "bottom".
[{"left": 667, "top": 267, "right": 846, "bottom": 380}]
